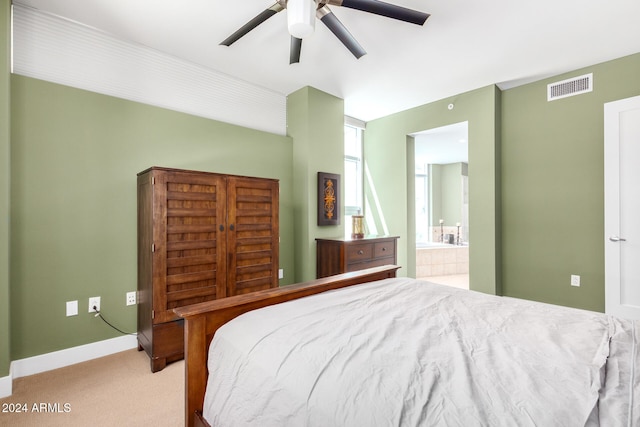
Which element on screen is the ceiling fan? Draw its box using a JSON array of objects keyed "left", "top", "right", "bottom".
[{"left": 221, "top": 0, "right": 430, "bottom": 64}]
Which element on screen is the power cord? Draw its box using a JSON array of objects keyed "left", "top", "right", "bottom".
[{"left": 92, "top": 306, "right": 137, "bottom": 336}]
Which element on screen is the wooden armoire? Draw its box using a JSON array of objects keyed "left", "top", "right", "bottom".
[{"left": 137, "top": 167, "right": 279, "bottom": 372}]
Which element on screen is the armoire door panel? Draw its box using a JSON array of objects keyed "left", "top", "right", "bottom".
[
  {"left": 154, "top": 170, "right": 227, "bottom": 324},
  {"left": 226, "top": 177, "right": 279, "bottom": 296}
]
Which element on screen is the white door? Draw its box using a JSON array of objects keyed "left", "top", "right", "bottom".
[{"left": 604, "top": 95, "right": 640, "bottom": 320}]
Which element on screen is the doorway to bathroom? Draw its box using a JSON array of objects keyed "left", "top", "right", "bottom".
[{"left": 413, "top": 122, "right": 469, "bottom": 289}]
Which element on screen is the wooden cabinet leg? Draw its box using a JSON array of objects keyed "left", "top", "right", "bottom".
[{"left": 151, "top": 357, "right": 166, "bottom": 373}]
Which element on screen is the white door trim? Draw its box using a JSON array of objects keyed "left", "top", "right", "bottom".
[{"left": 604, "top": 95, "right": 640, "bottom": 319}]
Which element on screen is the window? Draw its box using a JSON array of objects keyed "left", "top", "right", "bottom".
[
  {"left": 415, "top": 164, "right": 429, "bottom": 244},
  {"left": 344, "top": 121, "right": 364, "bottom": 237}
]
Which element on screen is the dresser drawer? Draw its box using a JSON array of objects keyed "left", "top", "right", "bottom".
[
  {"left": 346, "top": 243, "right": 373, "bottom": 262},
  {"left": 346, "top": 257, "right": 394, "bottom": 272},
  {"left": 374, "top": 241, "right": 395, "bottom": 258},
  {"left": 316, "top": 236, "right": 399, "bottom": 278}
]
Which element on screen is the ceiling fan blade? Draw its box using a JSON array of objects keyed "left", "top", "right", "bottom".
[
  {"left": 290, "top": 36, "right": 303, "bottom": 64},
  {"left": 317, "top": 6, "right": 366, "bottom": 59},
  {"left": 330, "top": 0, "right": 429, "bottom": 25},
  {"left": 220, "top": 3, "right": 285, "bottom": 46}
]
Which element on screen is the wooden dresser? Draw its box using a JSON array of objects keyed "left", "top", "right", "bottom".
[
  {"left": 137, "top": 167, "right": 279, "bottom": 372},
  {"left": 316, "top": 236, "right": 399, "bottom": 278}
]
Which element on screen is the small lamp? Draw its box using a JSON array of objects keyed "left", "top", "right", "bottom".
[
  {"left": 287, "top": 0, "right": 317, "bottom": 39},
  {"left": 352, "top": 210, "right": 365, "bottom": 239}
]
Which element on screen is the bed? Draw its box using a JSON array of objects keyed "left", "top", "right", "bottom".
[{"left": 174, "top": 265, "right": 640, "bottom": 426}]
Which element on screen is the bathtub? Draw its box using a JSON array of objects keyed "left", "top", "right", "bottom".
[
  {"left": 417, "top": 242, "right": 456, "bottom": 248},
  {"left": 416, "top": 242, "right": 469, "bottom": 277}
]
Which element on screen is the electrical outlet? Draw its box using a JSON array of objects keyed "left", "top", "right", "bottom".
[
  {"left": 126, "top": 291, "right": 137, "bottom": 306},
  {"left": 66, "top": 300, "right": 78, "bottom": 317},
  {"left": 278, "top": 269, "right": 284, "bottom": 279},
  {"left": 88, "top": 296, "right": 101, "bottom": 313},
  {"left": 571, "top": 275, "right": 581, "bottom": 287}
]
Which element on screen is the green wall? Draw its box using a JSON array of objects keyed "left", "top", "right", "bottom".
[
  {"left": 365, "top": 85, "right": 501, "bottom": 295},
  {"left": 441, "top": 163, "right": 463, "bottom": 226},
  {"left": 429, "top": 164, "right": 443, "bottom": 226},
  {"left": 1, "top": 0, "right": 11, "bottom": 378},
  {"left": 10, "top": 75, "right": 294, "bottom": 360},
  {"left": 431, "top": 163, "right": 465, "bottom": 227},
  {"left": 287, "top": 87, "right": 345, "bottom": 282},
  {"left": 501, "top": 53, "right": 640, "bottom": 311}
]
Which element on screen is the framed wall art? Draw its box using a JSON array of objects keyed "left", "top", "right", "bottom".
[{"left": 317, "top": 172, "right": 340, "bottom": 226}]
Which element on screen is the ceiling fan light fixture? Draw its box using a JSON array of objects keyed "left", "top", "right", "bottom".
[
  {"left": 287, "top": 0, "right": 317, "bottom": 39},
  {"left": 221, "top": 0, "right": 429, "bottom": 63}
]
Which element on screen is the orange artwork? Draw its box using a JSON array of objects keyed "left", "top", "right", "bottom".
[
  {"left": 318, "top": 172, "right": 340, "bottom": 226},
  {"left": 324, "top": 179, "right": 336, "bottom": 219}
]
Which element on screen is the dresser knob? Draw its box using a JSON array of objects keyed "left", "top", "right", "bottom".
[
  {"left": 382, "top": 247, "right": 386, "bottom": 251},
  {"left": 358, "top": 250, "right": 364, "bottom": 255}
]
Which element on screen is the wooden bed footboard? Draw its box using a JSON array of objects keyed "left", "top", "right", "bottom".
[{"left": 173, "top": 265, "right": 401, "bottom": 426}]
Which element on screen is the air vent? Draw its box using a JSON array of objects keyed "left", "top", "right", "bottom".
[{"left": 547, "top": 73, "right": 593, "bottom": 101}]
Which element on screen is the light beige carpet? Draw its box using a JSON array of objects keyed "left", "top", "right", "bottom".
[{"left": 0, "top": 349, "right": 184, "bottom": 426}]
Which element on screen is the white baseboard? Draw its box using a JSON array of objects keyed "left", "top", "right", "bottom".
[
  {"left": 1, "top": 335, "right": 138, "bottom": 398},
  {"left": 0, "top": 374, "right": 11, "bottom": 398}
]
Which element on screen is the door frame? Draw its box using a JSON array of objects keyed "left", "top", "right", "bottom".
[{"left": 604, "top": 95, "right": 640, "bottom": 318}]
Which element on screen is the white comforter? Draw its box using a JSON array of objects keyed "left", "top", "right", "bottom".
[{"left": 203, "top": 278, "right": 640, "bottom": 426}]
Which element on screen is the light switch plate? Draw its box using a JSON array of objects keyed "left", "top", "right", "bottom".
[{"left": 66, "top": 300, "right": 78, "bottom": 316}]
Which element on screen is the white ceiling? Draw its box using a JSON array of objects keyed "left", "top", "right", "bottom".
[
  {"left": 13, "top": 0, "right": 640, "bottom": 122},
  {"left": 414, "top": 121, "right": 468, "bottom": 166}
]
